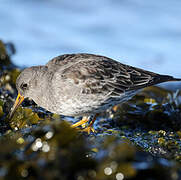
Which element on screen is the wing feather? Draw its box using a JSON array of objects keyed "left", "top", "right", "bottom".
[{"left": 47, "top": 53, "right": 174, "bottom": 99}]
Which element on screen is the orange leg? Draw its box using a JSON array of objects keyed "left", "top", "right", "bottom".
[
  {"left": 112, "top": 105, "right": 119, "bottom": 112},
  {"left": 82, "top": 114, "right": 99, "bottom": 134},
  {"left": 71, "top": 116, "right": 89, "bottom": 128},
  {"left": 71, "top": 114, "right": 99, "bottom": 134}
]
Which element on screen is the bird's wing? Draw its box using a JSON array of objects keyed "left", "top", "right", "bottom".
[{"left": 47, "top": 53, "right": 174, "bottom": 97}]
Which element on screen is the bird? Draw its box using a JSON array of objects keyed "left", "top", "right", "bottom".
[{"left": 9, "top": 53, "right": 181, "bottom": 133}]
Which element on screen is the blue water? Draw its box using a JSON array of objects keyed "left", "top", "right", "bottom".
[{"left": 1, "top": 0, "right": 181, "bottom": 77}]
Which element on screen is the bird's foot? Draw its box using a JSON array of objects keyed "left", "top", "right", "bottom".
[
  {"left": 71, "top": 117, "right": 89, "bottom": 128},
  {"left": 71, "top": 114, "right": 98, "bottom": 134},
  {"left": 72, "top": 125, "right": 95, "bottom": 134},
  {"left": 82, "top": 126, "right": 95, "bottom": 134}
]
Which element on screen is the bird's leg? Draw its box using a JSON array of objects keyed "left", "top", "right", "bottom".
[
  {"left": 71, "top": 114, "right": 98, "bottom": 134},
  {"left": 71, "top": 116, "right": 89, "bottom": 128},
  {"left": 82, "top": 114, "right": 98, "bottom": 134},
  {"left": 112, "top": 105, "right": 119, "bottom": 112}
]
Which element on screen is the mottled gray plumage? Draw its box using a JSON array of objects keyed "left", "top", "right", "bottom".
[{"left": 15, "top": 53, "right": 181, "bottom": 117}]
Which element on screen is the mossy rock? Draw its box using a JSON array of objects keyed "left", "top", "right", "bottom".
[{"left": 8, "top": 107, "right": 41, "bottom": 129}]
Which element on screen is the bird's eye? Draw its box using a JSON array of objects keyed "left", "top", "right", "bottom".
[{"left": 20, "top": 83, "right": 28, "bottom": 90}]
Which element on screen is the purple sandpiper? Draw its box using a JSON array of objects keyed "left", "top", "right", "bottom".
[{"left": 9, "top": 53, "right": 181, "bottom": 133}]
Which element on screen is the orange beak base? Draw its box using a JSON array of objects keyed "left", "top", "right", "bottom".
[{"left": 9, "top": 92, "right": 24, "bottom": 119}]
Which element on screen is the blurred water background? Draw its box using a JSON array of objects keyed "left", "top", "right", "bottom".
[{"left": 1, "top": 0, "right": 181, "bottom": 76}]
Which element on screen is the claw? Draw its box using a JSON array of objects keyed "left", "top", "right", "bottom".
[
  {"left": 71, "top": 114, "right": 98, "bottom": 134},
  {"left": 82, "top": 126, "right": 95, "bottom": 134}
]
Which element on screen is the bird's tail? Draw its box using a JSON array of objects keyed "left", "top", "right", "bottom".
[{"left": 155, "top": 75, "right": 181, "bottom": 84}]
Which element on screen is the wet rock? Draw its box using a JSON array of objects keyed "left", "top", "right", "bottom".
[{"left": 112, "top": 87, "right": 181, "bottom": 161}]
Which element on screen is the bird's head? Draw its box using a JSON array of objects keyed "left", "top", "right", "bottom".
[{"left": 9, "top": 66, "right": 45, "bottom": 119}]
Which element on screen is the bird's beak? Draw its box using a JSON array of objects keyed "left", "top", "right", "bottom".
[{"left": 9, "top": 92, "right": 24, "bottom": 119}]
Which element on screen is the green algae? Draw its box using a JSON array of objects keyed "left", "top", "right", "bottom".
[
  {"left": 0, "top": 100, "right": 4, "bottom": 117},
  {"left": 0, "top": 68, "right": 21, "bottom": 88},
  {"left": 0, "top": 40, "right": 13, "bottom": 67},
  {"left": 0, "top": 121, "right": 180, "bottom": 180},
  {"left": 110, "top": 87, "right": 181, "bottom": 161},
  {"left": 8, "top": 107, "right": 41, "bottom": 129},
  {"left": 9, "top": 69, "right": 21, "bottom": 85},
  {"left": 0, "top": 121, "right": 97, "bottom": 180}
]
